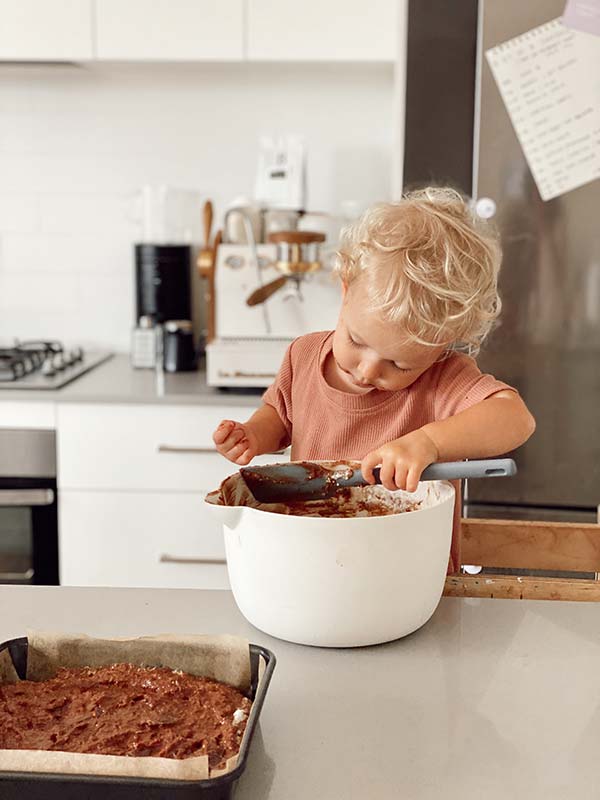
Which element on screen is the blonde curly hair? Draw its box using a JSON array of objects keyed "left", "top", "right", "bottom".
[{"left": 335, "top": 187, "right": 502, "bottom": 356}]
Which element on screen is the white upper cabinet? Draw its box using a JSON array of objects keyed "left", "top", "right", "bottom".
[
  {"left": 95, "top": 0, "right": 244, "bottom": 61},
  {"left": 0, "top": 0, "right": 93, "bottom": 61},
  {"left": 247, "top": 0, "right": 398, "bottom": 61},
  {"left": 0, "top": 0, "right": 396, "bottom": 63}
]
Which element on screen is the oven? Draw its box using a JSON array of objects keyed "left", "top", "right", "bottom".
[{"left": 0, "top": 429, "right": 58, "bottom": 585}]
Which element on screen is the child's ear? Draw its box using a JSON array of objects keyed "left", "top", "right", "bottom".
[{"left": 341, "top": 281, "right": 348, "bottom": 298}]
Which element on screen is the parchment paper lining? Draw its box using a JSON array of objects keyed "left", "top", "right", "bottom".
[
  {"left": 0, "top": 649, "right": 19, "bottom": 686},
  {"left": 0, "top": 631, "right": 256, "bottom": 782}
]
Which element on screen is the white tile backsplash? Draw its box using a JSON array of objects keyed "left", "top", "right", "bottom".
[
  {"left": 0, "top": 232, "right": 133, "bottom": 273},
  {"left": 0, "top": 270, "right": 133, "bottom": 350},
  {"left": 0, "top": 61, "right": 394, "bottom": 350},
  {"left": 39, "top": 194, "right": 135, "bottom": 234},
  {"left": 0, "top": 194, "right": 39, "bottom": 233}
]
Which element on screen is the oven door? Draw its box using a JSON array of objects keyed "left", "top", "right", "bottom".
[{"left": 0, "top": 479, "right": 58, "bottom": 585}]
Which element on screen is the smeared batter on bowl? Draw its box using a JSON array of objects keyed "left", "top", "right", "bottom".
[
  {"left": 0, "top": 663, "right": 251, "bottom": 769},
  {"left": 208, "top": 460, "right": 424, "bottom": 518},
  {"left": 276, "top": 486, "right": 422, "bottom": 517}
]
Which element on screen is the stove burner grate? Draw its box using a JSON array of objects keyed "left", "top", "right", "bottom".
[{"left": 0, "top": 341, "right": 84, "bottom": 382}]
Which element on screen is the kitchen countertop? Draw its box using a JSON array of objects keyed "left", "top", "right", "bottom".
[
  {"left": 0, "top": 355, "right": 263, "bottom": 407},
  {"left": 1, "top": 586, "right": 598, "bottom": 799}
]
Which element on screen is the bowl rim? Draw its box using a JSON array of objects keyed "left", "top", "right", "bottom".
[{"left": 205, "top": 478, "right": 456, "bottom": 522}]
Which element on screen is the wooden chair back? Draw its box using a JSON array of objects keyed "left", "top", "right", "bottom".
[{"left": 444, "top": 518, "right": 600, "bottom": 601}]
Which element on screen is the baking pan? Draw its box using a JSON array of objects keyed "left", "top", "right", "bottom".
[{"left": 0, "top": 636, "right": 275, "bottom": 800}]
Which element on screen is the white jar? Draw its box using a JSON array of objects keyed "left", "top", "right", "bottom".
[{"left": 131, "top": 316, "right": 157, "bottom": 369}]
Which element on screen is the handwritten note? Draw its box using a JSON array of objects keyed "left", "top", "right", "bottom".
[
  {"left": 486, "top": 17, "right": 600, "bottom": 200},
  {"left": 563, "top": 0, "right": 600, "bottom": 36}
]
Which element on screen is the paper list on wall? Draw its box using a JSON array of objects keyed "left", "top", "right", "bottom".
[{"left": 486, "top": 17, "right": 600, "bottom": 201}]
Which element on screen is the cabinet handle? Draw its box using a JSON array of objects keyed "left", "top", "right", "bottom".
[
  {"left": 0, "top": 568, "right": 34, "bottom": 582},
  {"left": 0, "top": 489, "right": 54, "bottom": 507},
  {"left": 158, "top": 444, "right": 288, "bottom": 456},
  {"left": 157, "top": 445, "right": 216, "bottom": 454},
  {"left": 159, "top": 554, "right": 226, "bottom": 566}
]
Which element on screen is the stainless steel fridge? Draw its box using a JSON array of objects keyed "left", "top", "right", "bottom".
[
  {"left": 404, "top": 0, "right": 600, "bottom": 523},
  {"left": 465, "top": 0, "right": 600, "bottom": 523}
]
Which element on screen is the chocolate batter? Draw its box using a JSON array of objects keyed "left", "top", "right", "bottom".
[
  {"left": 0, "top": 663, "right": 251, "bottom": 769},
  {"left": 240, "top": 461, "right": 422, "bottom": 516},
  {"left": 279, "top": 487, "right": 421, "bottom": 517}
]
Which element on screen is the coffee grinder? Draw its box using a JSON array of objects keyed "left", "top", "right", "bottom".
[
  {"left": 135, "top": 244, "right": 191, "bottom": 324},
  {"left": 131, "top": 186, "right": 196, "bottom": 369}
]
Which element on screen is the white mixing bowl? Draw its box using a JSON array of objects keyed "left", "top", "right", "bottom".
[{"left": 205, "top": 473, "right": 455, "bottom": 647}]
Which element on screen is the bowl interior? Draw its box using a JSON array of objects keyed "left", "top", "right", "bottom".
[{"left": 206, "top": 460, "right": 456, "bottom": 521}]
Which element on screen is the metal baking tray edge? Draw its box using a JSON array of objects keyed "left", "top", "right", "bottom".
[{"left": 0, "top": 636, "right": 276, "bottom": 800}]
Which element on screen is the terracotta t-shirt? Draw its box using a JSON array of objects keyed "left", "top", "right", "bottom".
[{"left": 262, "top": 330, "right": 515, "bottom": 573}]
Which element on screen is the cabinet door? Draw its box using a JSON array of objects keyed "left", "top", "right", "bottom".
[
  {"left": 247, "top": 0, "right": 398, "bottom": 61},
  {"left": 95, "top": 0, "right": 244, "bottom": 61},
  {"left": 0, "top": 0, "right": 93, "bottom": 61},
  {"left": 57, "top": 403, "right": 286, "bottom": 491},
  {"left": 59, "top": 490, "right": 230, "bottom": 589}
]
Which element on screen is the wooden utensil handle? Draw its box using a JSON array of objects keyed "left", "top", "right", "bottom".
[
  {"left": 203, "top": 200, "right": 213, "bottom": 248},
  {"left": 247, "top": 276, "right": 288, "bottom": 306},
  {"left": 205, "top": 228, "right": 221, "bottom": 343}
]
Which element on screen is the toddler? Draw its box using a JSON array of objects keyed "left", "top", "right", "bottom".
[{"left": 213, "top": 187, "right": 535, "bottom": 572}]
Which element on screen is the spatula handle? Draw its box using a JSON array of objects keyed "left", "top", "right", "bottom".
[
  {"left": 367, "top": 458, "right": 516, "bottom": 484},
  {"left": 420, "top": 458, "right": 516, "bottom": 480},
  {"left": 409, "top": 458, "right": 517, "bottom": 482}
]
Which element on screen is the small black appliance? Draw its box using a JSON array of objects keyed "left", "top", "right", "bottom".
[
  {"left": 163, "top": 320, "right": 197, "bottom": 372},
  {"left": 135, "top": 244, "right": 191, "bottom": 324}
]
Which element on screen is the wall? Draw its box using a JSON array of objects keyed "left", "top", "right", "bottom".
[{"left": 0, "top": 62, "right": 394, "bottom": 351}]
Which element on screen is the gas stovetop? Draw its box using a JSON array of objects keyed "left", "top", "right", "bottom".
[{"left": 0, "top": 341, "right": 112, "bottom": 390}]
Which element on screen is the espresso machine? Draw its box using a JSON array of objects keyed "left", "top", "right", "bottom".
[{"left": 204, "top": 209, "right": 341, "bottom": 388}]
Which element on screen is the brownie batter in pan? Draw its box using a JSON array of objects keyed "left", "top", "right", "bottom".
[{"left": 0, "top": 663, "right": 251, "bottom": 769}]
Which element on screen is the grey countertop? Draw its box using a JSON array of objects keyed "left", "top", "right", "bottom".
[
  {"left": 0, "top": 355, "right": 263, "bottom": 407},
  {"left": 1, "top": 586, "right": 598, "bottom": 799}
]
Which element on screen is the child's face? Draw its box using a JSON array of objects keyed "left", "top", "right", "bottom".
[{"left": 332, "top": 286, "right": 445, "bottom": 393}]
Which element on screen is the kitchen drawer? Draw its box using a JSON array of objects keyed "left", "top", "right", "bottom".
[
  {"left": 57, "top": 403, "right": 281, "bottom": 491},
  {"left": 0, "top": 402, "right": 55, "bottom": 430},
  {"left": 59, "top": 490, "right": 230, "bottom": 589}
]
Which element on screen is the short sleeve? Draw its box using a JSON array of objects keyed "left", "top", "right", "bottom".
[
  {"left": 434, "top": 353, "right": 517, "bottom": 420},
  {"left": 262, "top": 343, "right": 294, "bottom": 446}
]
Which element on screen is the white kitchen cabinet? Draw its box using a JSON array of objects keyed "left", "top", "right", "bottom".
[
  {"left": 0, "top": 401, "right": 55, "bottom": 429},
  {"left": 247, "top": 0, "right": 398, "bottom": 61},
  {"left": 59, "top": 489, "right": 229, "bottom": 588},
  {"left": 57, "top": 401, "right": 288, "bottom": 589},
  {"left": 0, "top": 0, "right": 93, "bottom": 61},
  {"left": 57, "top": 403, "right": 283, "bottom": 491},
  {"left": 0, "top": 0, "right": 397, "bottom": 63},
  {"left": 95, "top": 0, "right": 244, "bottom": 61}
]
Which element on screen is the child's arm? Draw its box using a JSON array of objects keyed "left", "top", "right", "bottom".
[
  {"left": 362, "top": 390, "right": 535, "bottom": 492},
  {"left": 213, "top": 404, "right": 289, "bottom": 466},
  {"left": 421, "top": 390, "right": 535, "bottom": 462}
]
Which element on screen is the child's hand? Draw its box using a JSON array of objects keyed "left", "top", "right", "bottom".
[
  {"left": 213, "top": 420, "right": 259, "bottom": 466},
  {"left": 361, "top": 429, "right": 439, "bottom": 493}
]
